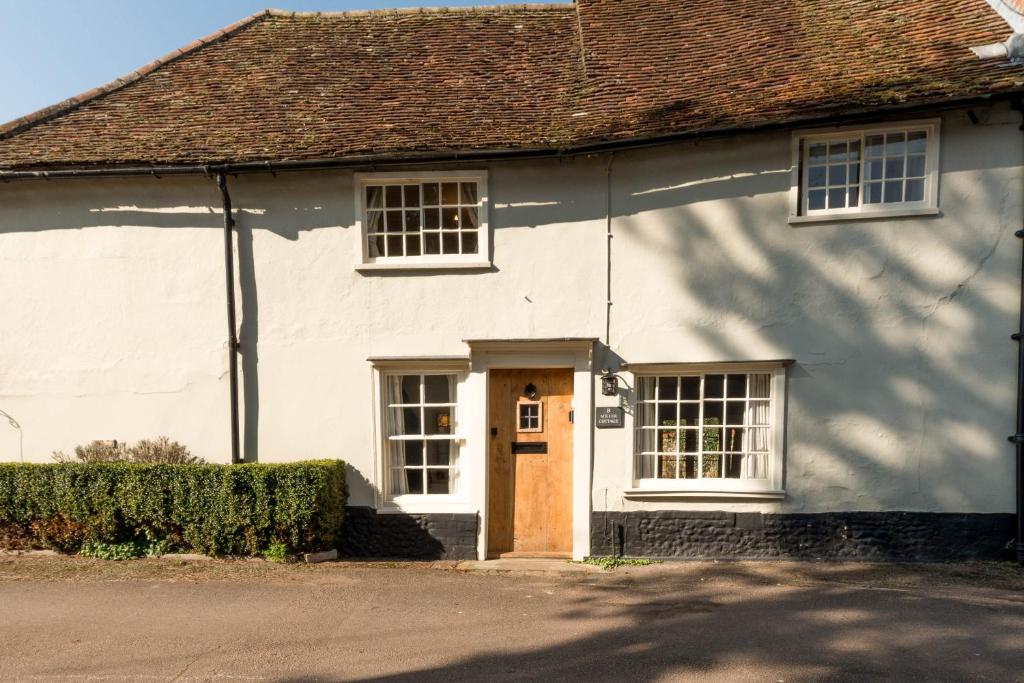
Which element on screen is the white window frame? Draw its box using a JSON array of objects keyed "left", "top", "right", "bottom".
[
  {"left": 370, "top": 359, "right": 473, "bottom": 513},
  {"left": 789, "top": 119, "right": 940, "bottom": 224},
  {"left": 354, "top": 171, "right": 490, "bottom": 270},
  {"left": 624, "top": 362, "right": 788, "bottom": 499}
]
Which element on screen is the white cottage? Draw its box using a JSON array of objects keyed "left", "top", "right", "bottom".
[{"left": 1, "top": 0, "right": 1023, "bottom": 562}]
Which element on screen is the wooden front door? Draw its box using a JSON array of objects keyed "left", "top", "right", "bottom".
[{"left": 487, "top": 368, "right": 573, "bottom": 558}]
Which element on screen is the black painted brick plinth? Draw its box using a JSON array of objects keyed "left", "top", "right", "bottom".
[
  {"left": 590, "top": 511, "right": 1016, "bottom": 561},
  {"left": 341, "top": 506, "right": 478, "bottom": 560}
]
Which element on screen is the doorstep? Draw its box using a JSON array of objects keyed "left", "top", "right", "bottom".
[{"left": 456, "top": 558, "right": 602, "bottom": 574}]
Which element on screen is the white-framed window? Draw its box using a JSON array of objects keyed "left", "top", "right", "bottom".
[
  {"left": 629, "top": 362, "right": 787, "bottom": 496},
  {"left": 790, "top": 120, "right": 940, "bottom": 222},
  {"left": 383, "top": 373, "right": 460, "bottom": 497},
  {"left": 517, "top": 399, "right": 543, "bottom": 433},
  {"left": 355, "top": 171, "right": 489, "bottom": 269}
]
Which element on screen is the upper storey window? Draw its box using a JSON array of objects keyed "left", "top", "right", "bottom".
[
  {"left": 790, "top": 120, "right": 940, "bottom": 222},
  {"left": 356, "top": 172, "right": 489, "bottom": 269}
]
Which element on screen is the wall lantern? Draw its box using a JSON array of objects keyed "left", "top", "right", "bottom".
[
  {"left": 524, "top": 383, "right": 538, "bottom": 400},
  {"left": 601, "top": 370, "right": 619, "bottom": 397}
]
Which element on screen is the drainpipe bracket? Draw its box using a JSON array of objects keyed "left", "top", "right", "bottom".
[{"left": 1007, "top": 433, "right": 1024, "bottom": 444}]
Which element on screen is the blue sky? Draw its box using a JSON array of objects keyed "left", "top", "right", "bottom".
[{"left": 1, "top": 0, "right": 568, "bottom": 124}]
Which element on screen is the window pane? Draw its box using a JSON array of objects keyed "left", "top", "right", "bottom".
[
  {"left": 386, "top": 210, "right": 403, "bottom": 232},
  {"left": 441, "top": 182, "right": 459, "bottom": 205},
  {"left": 808, "top": 143, "right": 827, "bottom": 161},
  {"left": 385, "top": 185, "right": 403, "bottom": 208},
  {"left": 366, "top": 186, "right": 384, "bottom": 209},
  {"left": 749, "top": 374, "right": 771, "bottom": 398},
  {"left": 680, "top": 455, "right": 698, "bottom": 479},
  {"left": 422, "top": 183, "right": 440, "bottom": 206},
  {"left": 657, "top": 402, "right": 678, "bottom": 425},
  {"left": 906, "top": 154, "right": 926, "bottom": 178},
  {"left": 405, "top": 235, "right": 421, "bottom": 256},
  {"left": 637, "top": 401, "right": 656, "bottom": 428},
  {"left": 905, "top": 178, "right": 924, "bottom": 202},
  {"left": 404, "top": 469, "right": 424, "bottom": 494},
  {"left": 387, "top": 235, "right": 403, "bottom": 256},
  {"left": 679, "top": 403, "right": 699, "bottom": 427},
  {"left": 426, "top": 469, "right": 451, "bottom": 494},
  {"left": 442, "top": 208, "right": 459, "bottom": 230},
  {"left": 726, "top": 374, "right": 747, "bottom": 398},
  {"left": 884, "top": 181, "right": 903, "bottom": 203},
  {"left": 403, "top": 185, "right": 420, "bottom": 208},
  {"left": 427, "top": 440, "right": 451, "bottom": 466},
  {"left": 865, "top": 159, "right": 882, "bottom": 181},
  {"left": 403, "top": 440, "right": 424, "bottom": 466},
  {"left": 724, "top": 426, "right": 744, "bottom": 451},
  {"left": 726, "top": 401, "right": 746, "bottom": 425},
  {"left": 657, "top": 454, "right": 678, "bottom": 478},
  {"left": 366, "top": 209, "right": 383, "bottom": 233},
  {"left": 749, "top": 427, "right": 770, "bottom": 451},
  {"left": 389, "top": 407, "right": 421, "bottom": 435},
  {"left": 424, "top": 208, "right": 440, "bottom": 230},
  {"left": 703, "top": 426, "right": 722, "bottom": 452},
  {"left": 424, "top": 232, "right": 440, "bottom": 254},
  {"left": 703, "top": 453, "right": 721, "bottom": 478},
  {"left": 907, "top": 131, "right": 927, "bottom": 154},
  {"left": 398, "top": 375, "right": 420, "bottom": 403},
  {"left": 658, "top": 428, "right": 678, "bottom": 454},
  {"left": 442, "top": 233, "right": 459, "bottom": 254},
  {"left": 749, "top": 401, "right": 771, "bottom": 426},
  {"left": 808, "top": 166, "right": 826, "bottom": 188},
  {"left": 461, "top": 231, "right": 478, "bottom": 254},
  {"left": 681, "top": 376, "right": 700, "bottom": 400},
  {"left": 865, "top": 182, "right": 882, "bottom": 203},
  {"left": 724, "top": 453, "right": 744, "bottom": 479},
  {"left": 848, "top": 187, "right": 860, "bottom": 207},
  {"left": 405, "top": 210, "right": 421, "bottom": 231},
  {"left": 368, "top": 235, "right": 384, "bottom": 258},
  {"left": 808, "top": 189, "right": 826, "bottom": 211},
  {"left": 637, "top": 377, "right": 656, "bottom": 402},
  {"left": 424, "top": 375, "right": 452, "bottom": 404},
  {"left": 828, "top": 142, "right": 848, "bottom": 162},
  {"left": 460, "top": 182, "right": 478, "bottom": 205},
  {"left": 849, "top": 140, "right": 861, "bottom": 160},
  {"left": 885, "top": 157, "right": 904, "bottom": 180},
  {"left": 828, "top": 165, "right": 847, "bottom": 185},
  {"left": 657, "top": 376, "right": 679, "bottom": 400},
  {"left": 703, "top": 401, "right": 723, "bottom": 424},
  {"left": 866, "top": 135, "right": 885, "bottom": 157},
  {"left": 849, "top": 162, "right": 860, "bottom": 184},
  {"left": 425, "top": 406, "right": 452, "bottom": 435},
  {"left": 681, "top": 429, "right": 699, "bottom": 453},
  {"left": 705, "top": 375, "right": 724, "bottom": 398},
  {"left": 828, "top": 188, "right": 846, "bottom": 209},
  {"left": 460, "top": 207, "right": 479, "bottom": 230},
  {"left": 885, "top": 132, "right": 906, "bottom": 155}
]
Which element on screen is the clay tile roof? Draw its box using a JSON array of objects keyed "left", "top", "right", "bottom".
[{"left": 0, "top": 0, "right": 1021, "bottom": 171}]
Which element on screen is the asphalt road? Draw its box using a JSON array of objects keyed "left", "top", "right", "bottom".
[{"left": 1, "top": 557, "right": 1022, "bottom": 682}]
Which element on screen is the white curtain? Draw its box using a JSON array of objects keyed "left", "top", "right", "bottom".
[
  {"left": 386, "top": 376, "right": 409, "bottom": 495},
  {"left": 744, "top": 374, "right": 772, "bottom": 479}
]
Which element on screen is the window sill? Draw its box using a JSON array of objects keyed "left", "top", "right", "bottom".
[
  {"left": 378, "top": 498, "right": 477, "bottom": 515},
  {"left": 623, "top": 488, "right": 786, "bottom": 500},
  {"left": 788, "top": 207, "right": 939, "bottom": 225},
  {"left": 356, "top": 260, "right": 492, "bottom": 272}
]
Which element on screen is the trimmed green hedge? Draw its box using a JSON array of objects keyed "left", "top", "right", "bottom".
[{"left": 0, "top": 460, "right": 347, "bottom": 556}]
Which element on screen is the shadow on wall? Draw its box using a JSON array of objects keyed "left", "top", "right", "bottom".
[
  {"left": 607, "top": 112, "right": 1022, "bottom": 513},
  {"left": 0, "top": 109, "right": 1019, "bottom": 514}
]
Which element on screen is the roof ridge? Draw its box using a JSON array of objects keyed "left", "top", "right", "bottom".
[
  {"left": 0, "top": 9, "right": 273, "bottom": 140},
  {"left": 264, "top": 4, "right": 573, "bottom": 18}
]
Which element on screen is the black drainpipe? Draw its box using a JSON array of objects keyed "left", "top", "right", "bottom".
[
  {"left": 216, "top": 173, "right": 241, "bottom": 465},
  {"left": 1012, "top": 99, "right": 1024, "bottom": 563}
]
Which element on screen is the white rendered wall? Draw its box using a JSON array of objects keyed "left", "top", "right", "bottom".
[{"left": 0, "top": 104, "right": 1020, "bottom": 516}]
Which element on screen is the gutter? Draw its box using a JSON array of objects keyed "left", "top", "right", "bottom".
[
  {"left": 216, "top": 173, "right": 241, "bottom": 465},
  {"left": 1, "top": 93, "right": 1022, "bottom": 181}
]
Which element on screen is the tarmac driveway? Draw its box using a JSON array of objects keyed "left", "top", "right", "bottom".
[{"left": 1, "top": 556, "right": 1022, "bottom": 682}]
